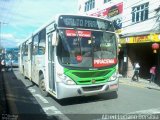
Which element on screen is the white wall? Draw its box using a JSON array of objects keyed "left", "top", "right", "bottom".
[
  {"left": 122, "top": 0, "right": 160, "bottom": 35},
  {"left": 78, "top": 0, "right": 160, "bottom": 35},
  {"left": 78, "top": 0, "right": 124, "bottom": 15}
]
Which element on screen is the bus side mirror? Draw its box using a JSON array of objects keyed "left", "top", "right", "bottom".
[
  {"left": 54, "top": 24, "right": 57, "bottom": 30},
  {"left": 18, "top": 53, "right": 20, "bottom": 57}
]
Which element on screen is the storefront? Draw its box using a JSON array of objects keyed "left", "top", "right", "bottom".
[{"left": 119, "top": 33, "right": 160, "bottom": 82}]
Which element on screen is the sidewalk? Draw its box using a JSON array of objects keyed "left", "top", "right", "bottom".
[
  {"left": 119, "top": 76, "right": 160, "bottom": 91},
  {"left": 0, "top": 70, "right": 8, "bottom": 115},
  {"left": 0, "top": 70, "right": 3, "bottom": 114}
]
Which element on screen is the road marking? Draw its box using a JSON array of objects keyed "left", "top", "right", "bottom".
[
  {"left": 130, "top": 107, "right": 160, "bottom": 114},
  {"left": 28, "top": 88, "right": 36, "bottom": 93},
  {"left": 43, "top": 106, "right": 62, "bottom": 114},
  {"left": 43, "top": 106, "right": 70, "bottom": 120},
  {"left": 11, "top": 69, "right": 69, "bottom": 120},
  {"left": 34, "top": 94, "right": 49, "bottom": 103}
]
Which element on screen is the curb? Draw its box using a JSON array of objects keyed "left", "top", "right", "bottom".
[
  {"left": 119, "top": 78, "right": 160, "bottom": 91},
  {"left": 146, "top": 86, "right": 160, "bottom": 91}
]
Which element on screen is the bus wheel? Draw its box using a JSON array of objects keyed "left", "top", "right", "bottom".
[
  {"left": 39, "top": 74, "right": 48, "bottom": 97},
  {"left": 24, "top": 76, "right": 27, "bottom": 79},
  {"left": 23, "top": 66, "right": 25, "bottom": 75},
  {"left": 23, "top": 67, "right": 27, "bottom": 79},
  {"left": 111, "top": 91, "right": 118, "bottom": 98}
]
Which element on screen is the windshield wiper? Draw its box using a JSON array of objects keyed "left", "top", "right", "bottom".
[{"left": 74, "top": 28, "right": 82, "bottom": 56}]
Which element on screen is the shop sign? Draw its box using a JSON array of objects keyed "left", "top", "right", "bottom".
[
  {"left": 90, "top": 2, "right": 123, "bottom": 17},
  {"left": 119, "top": 36, "right": 149, "bottom": 44},
  {"left": 119, "top": 34, "right": 160, "bottom": 44},
  {"left": 132, "top": 35, "right": 149, "bottom": 43},
  {"left": 150, "top": 33, "right": 160, "bottom": 42},
  {"left": 108, "top": 5, "right": 119, "bottom": 17},
  {"left": 158, "top": 35, "right": 160, "bottom": 40},
  {"left": 90, "top": 2, "right": 123, "bottom": 30},
  {"left": 119, "top": 38, "right": 125, "bottom": 44}
]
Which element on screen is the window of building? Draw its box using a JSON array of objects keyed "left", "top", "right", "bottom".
[
  {"left": 104, "top": 0, "right": 111, "bottom": 3},
  {"left": 132, "top": 2, "right": 149, "bottom": 23},
  {"left": 84, "top": 0, "right": 95, "bottom": 12}
]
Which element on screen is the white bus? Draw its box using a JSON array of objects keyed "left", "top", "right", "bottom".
[{"left": 19, "top": 14, "right": 119, "bottom": 99}]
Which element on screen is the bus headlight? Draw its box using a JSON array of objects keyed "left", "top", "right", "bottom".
[
  {"left": 57, "top": 73, "right": 76, "bottom": 85},
  {"left": 64, "top": 79, "right": 76, "bottom": 85},
  {"left": 109, "top": 72, "right": 118, "bottom": 81}
]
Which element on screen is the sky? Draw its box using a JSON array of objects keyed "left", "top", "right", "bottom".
[{"left": 0, "top": 0, "right": 78, "bottom": 48}]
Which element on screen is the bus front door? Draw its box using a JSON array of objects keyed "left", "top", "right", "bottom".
[
  {"left": 28, "top": 43, "right": 32, "bottom": 80},
  {"left": 48, "top": 33, "right": 55, "bottom": 91}
]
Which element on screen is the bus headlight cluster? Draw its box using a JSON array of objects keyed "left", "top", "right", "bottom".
[
  {"left": 109, "top": 72, "right": 118, "bottom": 81},
  {"left": 57, "top": 73, "right": 76, "bottom": 85}
]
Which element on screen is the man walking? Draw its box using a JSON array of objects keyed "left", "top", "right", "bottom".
[{"left": 132, "top": 62, "right": 140, "bottom": 81}]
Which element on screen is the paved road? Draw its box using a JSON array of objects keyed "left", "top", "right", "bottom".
[{"left": 2, "top": 68, "right": 160, "bottom": 120}]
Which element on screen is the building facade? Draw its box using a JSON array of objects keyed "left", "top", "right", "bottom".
[{"left": 78, "top": 0, "right": 160, "bottom": 81}]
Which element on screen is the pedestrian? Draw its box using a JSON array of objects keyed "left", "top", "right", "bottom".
[
  {"left": 149, "top": 66, "right": 156, "bottom": 83},
  {"left": 132, "top": 62, "right": 140, "bottom": 81}
]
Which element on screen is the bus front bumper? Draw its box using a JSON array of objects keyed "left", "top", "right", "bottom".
[{"left": 56, "top": 78, "right": 119, "bottom": 99}]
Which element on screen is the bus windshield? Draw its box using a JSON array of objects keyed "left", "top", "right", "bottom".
[
  {"left": 58, "top": 29, "right": 117, "bottom": 68},
  {"left": 5, "top": 48, "right": 19, "bottom": 61}
]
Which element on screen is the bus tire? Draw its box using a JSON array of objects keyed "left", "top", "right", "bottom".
[
  {"left": 24, "top": 76, "right": 27, "bottom": 79},
  {"left": 23, "top": 67, "right": 27, "bottom": 79},
  {"left": 39, "top": 74, "right": 48, "bottom": 97},
  {"left": 22, "top": 66, "right": 25, "bottom": 75},
  {"left": 112, "top": 91, "right": 118, "bottom": 98}
]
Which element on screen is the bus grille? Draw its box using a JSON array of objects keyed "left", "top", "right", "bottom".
[
  {"left": 72, "top": 70, "right": 110, "bottom": 78},
  {"left": 65, "top": 67, "right": 116, "bottom": 85},
  {"left": 78, "top": 78, "right": 106, "bottom": 84},
  {"left": 82, "top": 85, "right": 103, "bottom": 91}
]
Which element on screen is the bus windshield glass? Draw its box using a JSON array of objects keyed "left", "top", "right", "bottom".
[
  {"left": 58, "top": 29, "right": 117, "bottom": 68},
  {"left": 5, "top": 48, "right": 18, "bottom": 61}
]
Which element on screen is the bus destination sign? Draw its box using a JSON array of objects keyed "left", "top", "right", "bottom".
[{"left": 58, "top": 15, "right": 114, "bottom": 31}]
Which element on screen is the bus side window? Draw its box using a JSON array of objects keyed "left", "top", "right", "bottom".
[
  {"left": 22, "top": 43, "right": 26, "bottom": 56},
  {"left": 38, "top": 29, "right": 46, "bottom": 55},
  {"left": 38, "top": 46, "right": 45, "bottom": 55},
  {"left": 24, "top": 44, "right": 28, "bottom": 56},
  {"left": 33, "top": 34, "right": 39, "bottom": 55}
]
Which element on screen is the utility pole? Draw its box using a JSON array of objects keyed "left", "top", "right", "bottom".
[{"left": 0, "top": 21, "right": 7, "bottom": 49}]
